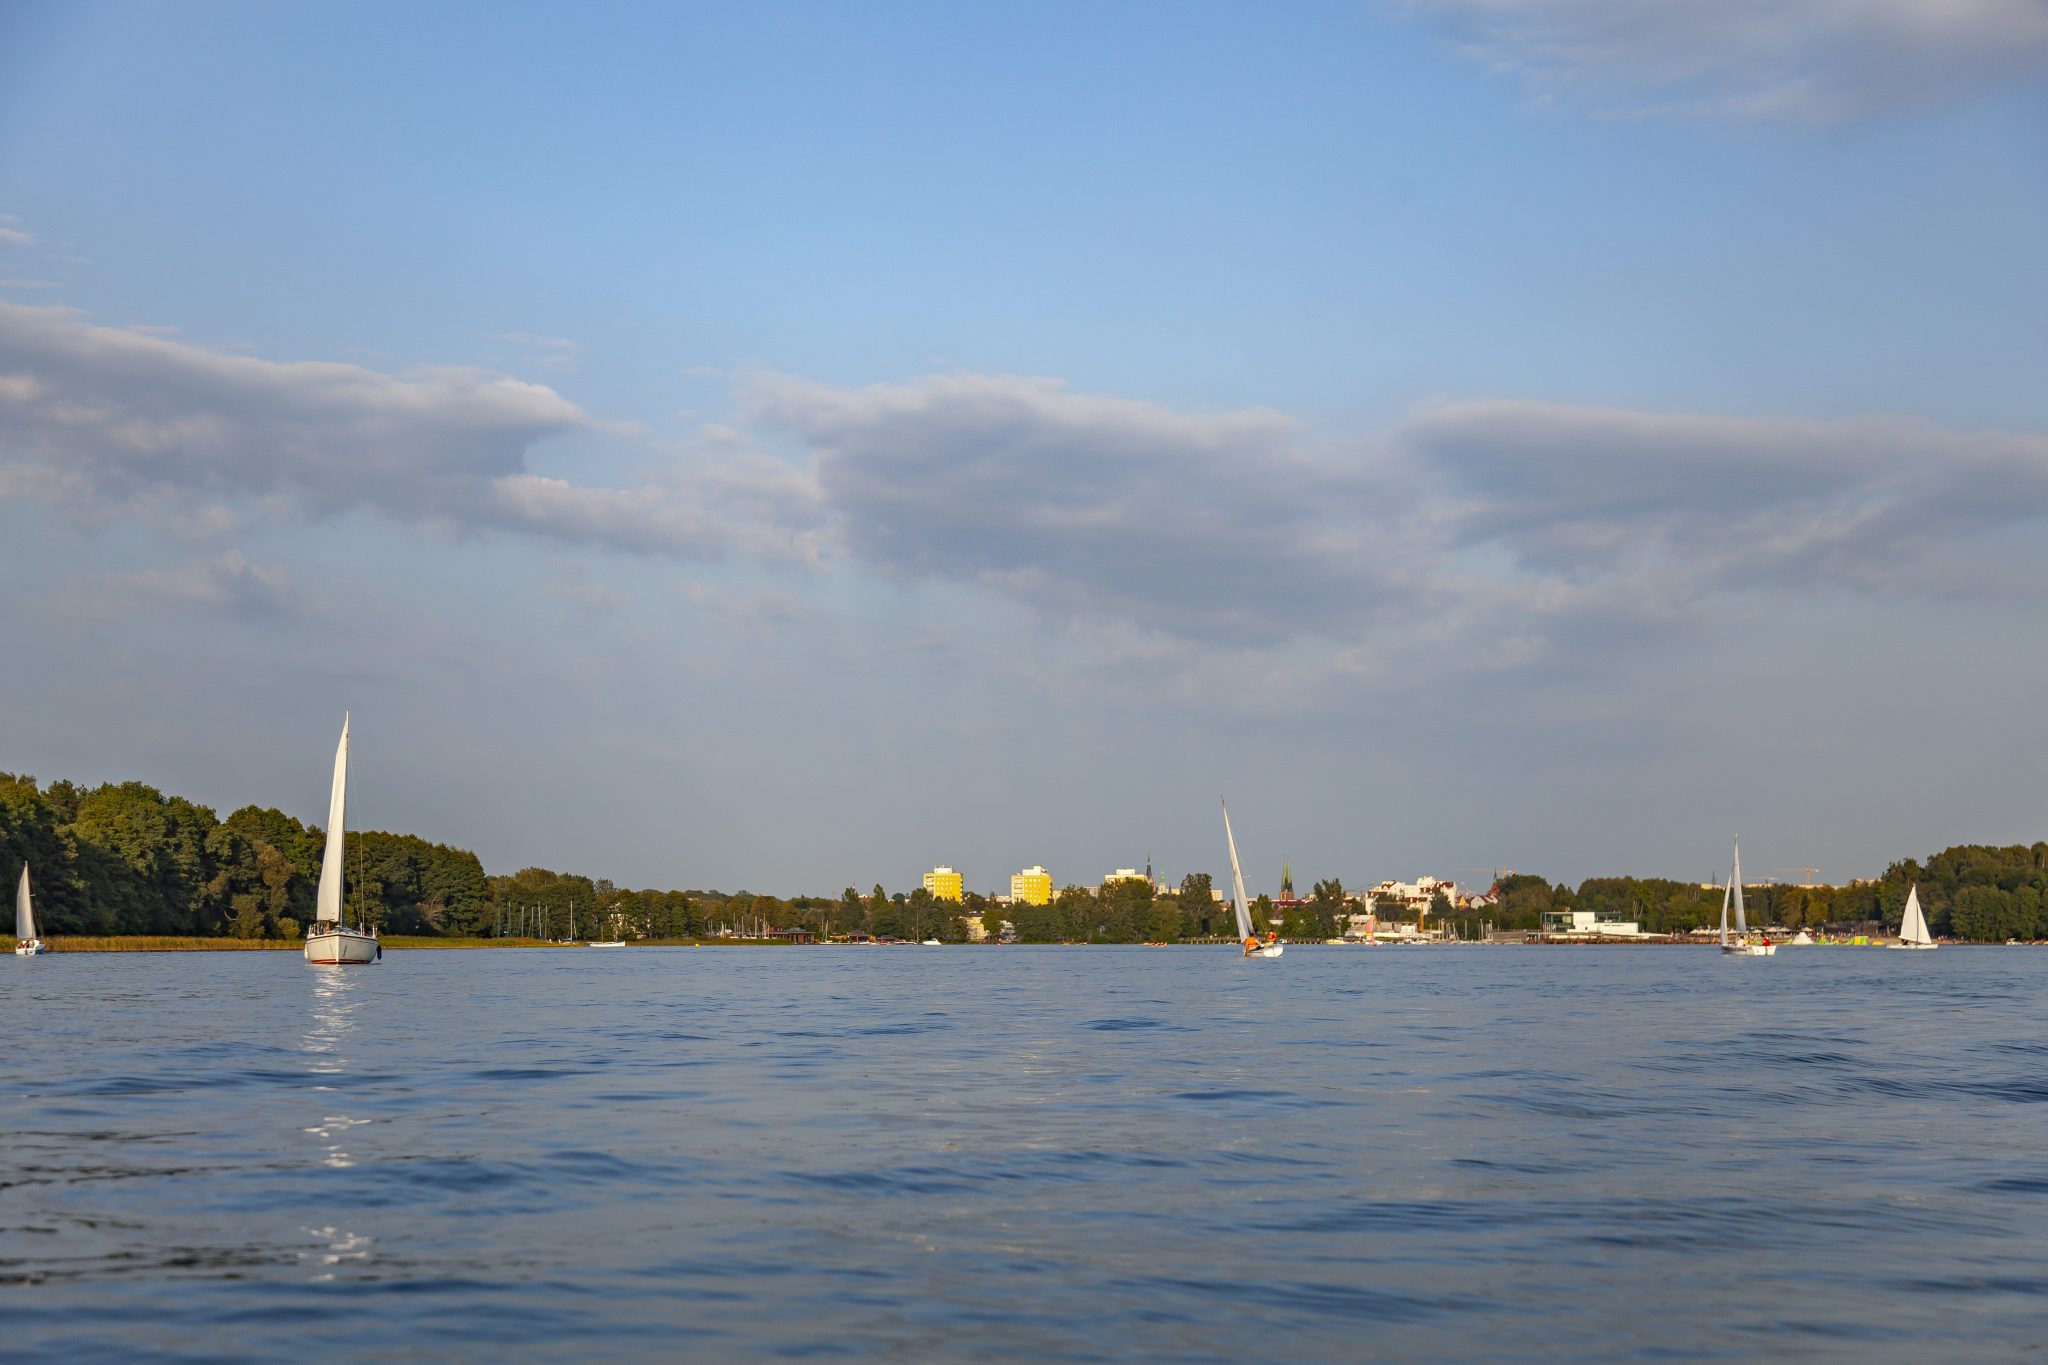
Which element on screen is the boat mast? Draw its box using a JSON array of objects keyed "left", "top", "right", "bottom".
[{"left": 1731, "top": 838, "right": 1747, "bottom": 937}]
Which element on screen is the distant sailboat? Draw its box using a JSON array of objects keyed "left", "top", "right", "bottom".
[
  {"left": 588, "top": 903, "right": 626, "bottom": 948},
  {"left": 1719, "top": 838, "right": 1775, "bottom": 957},
  {"left": 14, "top": 864, "right": 45, "bottom": 955},
  {"left": 1888, "top": 884, "right": 1937, "bottom": 950},
  {"left": 1222, "top": 798, "right": 1282, "bottom": 958},
  {"left": 304, "top": 714, "right": 380, "bottom": 965}
]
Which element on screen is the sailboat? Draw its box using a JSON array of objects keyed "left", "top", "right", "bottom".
[
  {"left": 304, "top": 714, "right": 381, "bottom": 965},
  {"left": 1887, "top": 884, "right": 1938, "bottom": 950},
  {"left": 1222, "top": 798, "right": 1282, "bottom": 957},
  {"left": 14, "top": 863, "right": 45, "bottom": 955},
  {"left": 1719, "top": 838, "right": 1774, "bottom": 957}
]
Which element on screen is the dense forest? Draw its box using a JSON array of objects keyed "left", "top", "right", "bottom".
[{"left": 4, "top": 769, "right": 2043, "bottom": 942}]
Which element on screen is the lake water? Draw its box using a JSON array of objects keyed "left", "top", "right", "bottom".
[{"left": 3, "top": 945, "right": 2046, "bottom": 1361}]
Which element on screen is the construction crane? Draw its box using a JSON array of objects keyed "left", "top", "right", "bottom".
[{"left": 1772, "top": 867, "right": 1822, "bottom": 888}]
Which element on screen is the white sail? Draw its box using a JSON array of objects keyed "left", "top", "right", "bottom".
[
  {"left": 15, "top": 864, "right": 33, "bottom": 941},
  {"left": 315, "top": 714, "right": 349, "bottom": 924},
  {"left": 1731, "top": 839, "right": 1747, "bottom": 935},
  {"left": 1221, "top": 798, "right": 1254, "bottom": 941},
  {"left": 1900, "top": 885, "right": 1932, "bottom": 946},
  {"left": 1718, "top": 874, "right": 1731, "bottom": 948}
]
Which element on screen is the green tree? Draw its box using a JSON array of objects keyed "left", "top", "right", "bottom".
[{"left": 1309, "top": 878, "right": 1347, "bottom": 938}]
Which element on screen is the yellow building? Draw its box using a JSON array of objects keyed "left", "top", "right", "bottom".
[
  {"left": 1011, "top": 865, "right": 1052, "bottom": 906},
  {"left": 924, "top": 866, "right": 964, "bottom": 902}
]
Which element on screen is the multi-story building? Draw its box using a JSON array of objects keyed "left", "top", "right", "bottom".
[
  {"left": 923, "top": 866, "right": 963, "bottom": 902},
  {"left": 1367, "top": 876, "right": 1462, "bottom": 917},
  {"left": 1102, "top": 868, "right": 1149, "bottom": 890},
  {"left": 1011, "top": 866, "right": 1052, "bottom": 906}
]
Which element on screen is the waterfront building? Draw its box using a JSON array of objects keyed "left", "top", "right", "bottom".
[
  {"left": 1011, "top": 866, "right": 1052, "bottom": 906},
  {"left": 924, "top": 866, "right": 964, "bottom": 902},
  {"left": 1539, "top": 908, "right": 1647, "bottom": 938},
  {"left": 1367, "top": 876, "right": 1464, "bottom": 916}
]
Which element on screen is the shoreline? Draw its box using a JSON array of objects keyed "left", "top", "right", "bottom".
[{"left": 16, "top": 935, "right": 2004, "bottom": 953}]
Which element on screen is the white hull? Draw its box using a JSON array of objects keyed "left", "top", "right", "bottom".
[
  {"left": 1886, "top": 941, "right": 1939, "bottom": 951},
  {"left": 588, "top": 940, "right": 625, "bottom": 948},
  {"left": 921, "top": 939, "right": 941, "bottom": 946},
  {"left": 1722, "top": 943, "right": 1776, "bottom": 956},
  {"left": 1245, "top": 944, "right": 1284, "bottom": 958},
  {"left": 14, "top": 941, "right": 46, "bottom": 956},
  {"left": 305, "top": 926, "right": 380, "bottom": 964}
]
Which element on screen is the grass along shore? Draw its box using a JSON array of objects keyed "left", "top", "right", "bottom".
[{"left": 19, "top": 935, "right": 809, "bottom": 952}]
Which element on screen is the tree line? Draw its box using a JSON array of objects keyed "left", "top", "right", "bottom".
[
  {"left": 1485, "top": 843, "right": 2048, "bottom": 941},
  {"left": 5, "top": 769, "right": 2043, "bottom": 942}
]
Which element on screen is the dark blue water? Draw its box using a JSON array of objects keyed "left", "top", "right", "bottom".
[{"left": 4, "top": 946, "right": 2046, "bottom": 1361}]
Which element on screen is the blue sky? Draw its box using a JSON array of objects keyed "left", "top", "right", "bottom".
[{"left": 3, "top": 0, "right": 2045, "bottom": 895}]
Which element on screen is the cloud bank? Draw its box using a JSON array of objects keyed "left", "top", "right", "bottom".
[
  {"left": 1406, "top": 0, "right": 2048, "bottom": 122},
  {"left": 8, "top": 300, "right": 2043, "bottom": 680},
  {"left": 747, "top": 372, "right": 2048, "bottom": 667}
]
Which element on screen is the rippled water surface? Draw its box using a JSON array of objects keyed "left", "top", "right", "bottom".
[{"left": 5, "top": 946, "right": 2047, "bottom": 1361}]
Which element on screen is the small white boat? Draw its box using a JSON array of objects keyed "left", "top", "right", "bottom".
[
  {"left": 1887, "top": 884, "right": 1938, "bottom": 950},
  {"left": 1222, "top": 797, "right": 1282, "bottom": 958},
  {"left": 588, "top": 939, "right": 626, "bottom": 948},
  {"left": 14, "top": 863, "right": 45, "bottom": 955},
  {"left": 304, "top": 714, "right": 380, "bottom": 965},
  {"left": 1719, "top": 838, "right": 1774, "bottom": 956},
  {"left": 920, "top": 937, "right": 942, "bottom": 946}
]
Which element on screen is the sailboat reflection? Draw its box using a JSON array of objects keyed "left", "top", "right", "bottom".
[
  {"left": 301, "top": 968, "right": 372, "bottom": 1285},
  {"left": 304, "top": 969, "right": 364, "bottom": 1169}
]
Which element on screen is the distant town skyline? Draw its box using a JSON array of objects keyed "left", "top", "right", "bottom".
[{"left": 2, "top": 1, "right": 2044, "bottom": 895}]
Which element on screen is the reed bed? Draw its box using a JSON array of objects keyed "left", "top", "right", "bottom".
[
  {"left": 41, "top": 936, "right": 300, "bottom": 952},
  {"left": 21, "top": 934, "right": 798, "bottom": 953}
]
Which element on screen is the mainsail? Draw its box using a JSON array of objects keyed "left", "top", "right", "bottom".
[
  {"left": 315, "top": 714, "right": 349, "bottom": 924},
  {"left": 1731, "top": 839, "right": 1747, "bottom": 935},
  {"left": 1221, "top": 798, "right": 1255, "bottom": 941},
  {"left": 1899, "top": 885, "right": 1932, "bottom": 946},
  {"left": 15, "top": 864, "right": 33, "bottom": 941}
]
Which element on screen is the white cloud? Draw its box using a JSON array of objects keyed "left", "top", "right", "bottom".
[
  {"left": 0, "top": 302, "right": 789, "bottom": 562},
  {"left": 1404, "top": 0, "right": 2048, "bottom": 122},
  {"left": 1410, "top": 398, "right": 2048, "bottom": 597},
  {"left": 745, "top": 370, "right": 1424, "bottom": 643},
  {"left": 0, "top": 227, "right": 34, "bottom": 247},
  {"left": 80, "top": 549, "right": 298, "bottom": 621}
]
